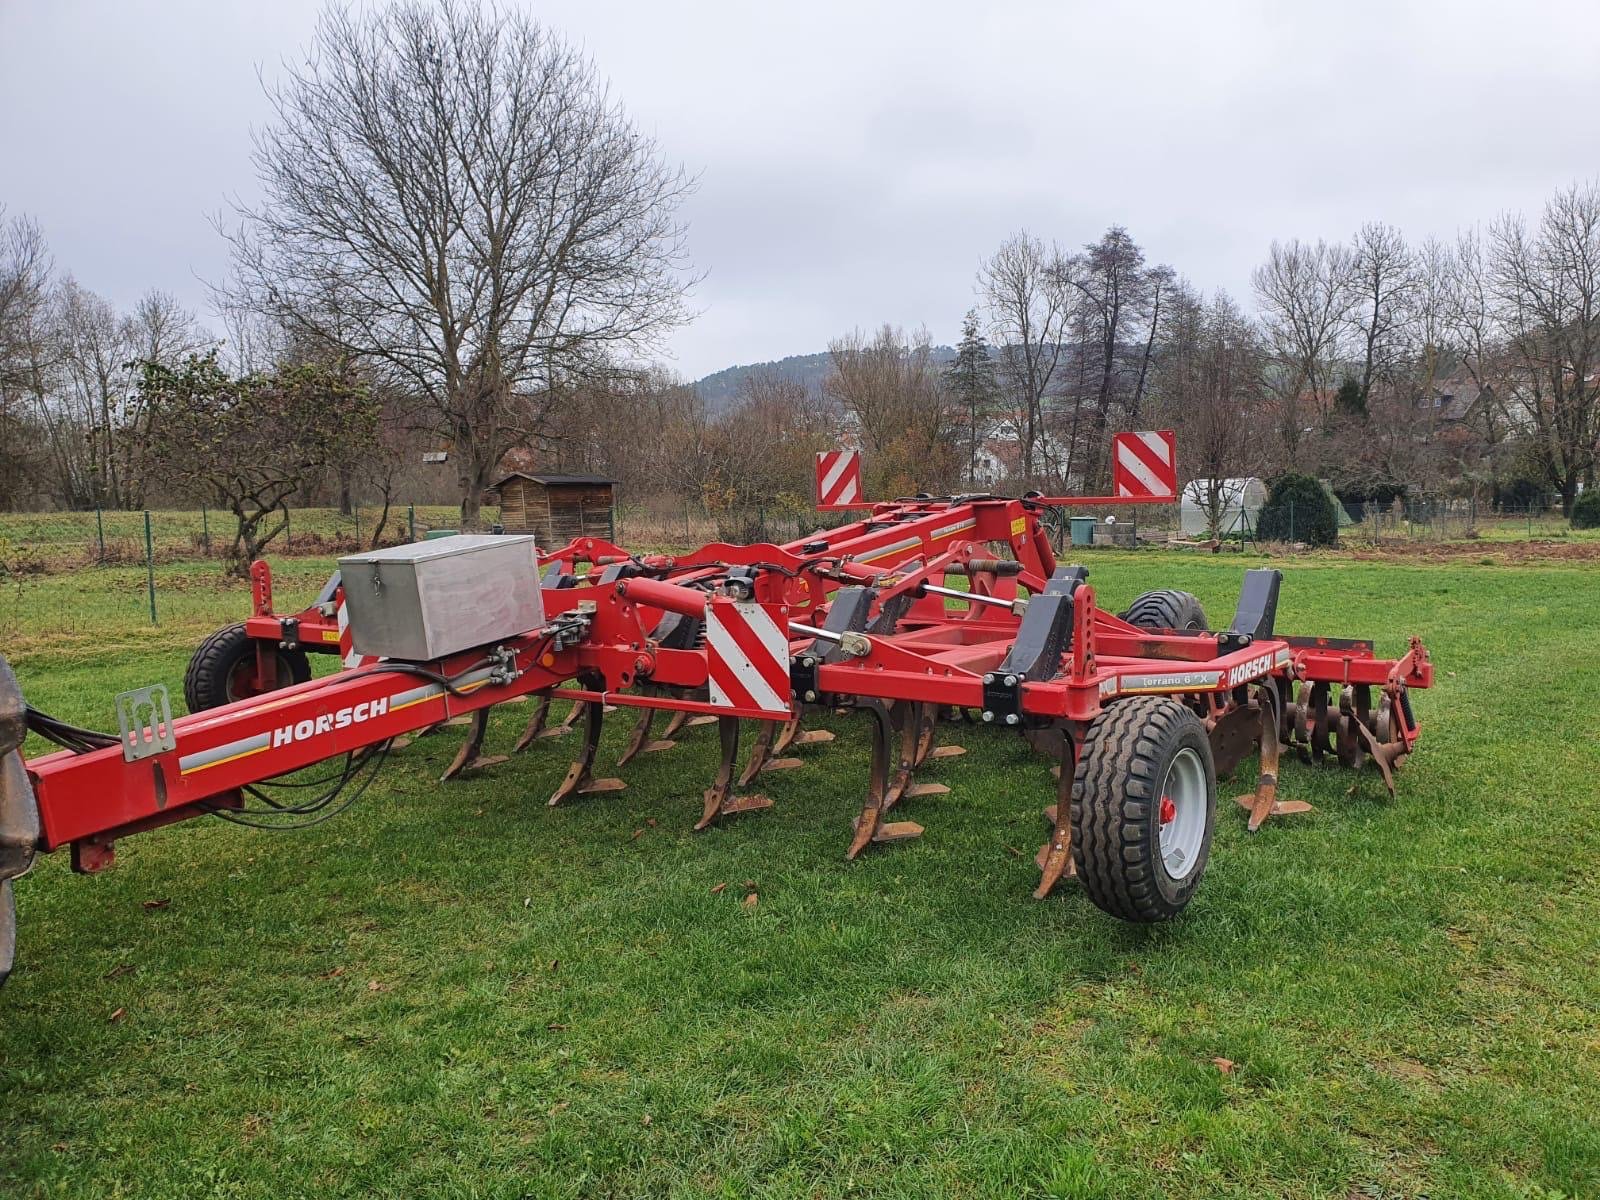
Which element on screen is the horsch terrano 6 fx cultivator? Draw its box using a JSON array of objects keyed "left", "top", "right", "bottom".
[{"left": 0, "top": 432, "right": 1433, "bottom": 983}]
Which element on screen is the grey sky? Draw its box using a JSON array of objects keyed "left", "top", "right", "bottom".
[{"left": 4, "top": 0, "right": 1598, "bottom": 379}]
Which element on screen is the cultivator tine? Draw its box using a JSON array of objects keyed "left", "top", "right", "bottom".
[
  {"left": 548, "top": 699, "right": 625, "bottom": 806},
  {"left": 617, "top": 689, "right": 663, "bottom": 766},
  {"left": 889, "top": 702, "right": 951, "bottom": 804},
  {"left": 1033, "top": 728, "right": 1077, "bottom": 899},
  {"left": 847, "top": 700, "right": 926, "bottom": 859},
  {"left": 513, "top": 693, "right": 552, "bottom": 751},
  {"left": 776, "top": 717, "right": 835, "bottom": 754},
  {"left": 696, "top": 716, "right": 775, "bottom": 831},
  {"left": 739, "top": 711, "right": 836, "bottom": 785},
  {"left": 390, "top": 721, "right": 440, "bottom": 750},
  {"left": 659, "top": 706, "right": 693, "bottom": 741},
  {"left": 439, "top": 706, "right": 509, "bottom": 782},
  {"left": 1235, "top": 683, "right": 1311, "bottom": 830},
  {"left": 547, "top": 698, "right": 585, "bottom": 737},
  {"left": 737, "top": 718, "right": 781, "bottom": 786}
]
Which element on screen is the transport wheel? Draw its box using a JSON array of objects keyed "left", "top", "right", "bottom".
[
  {"left": 1120, "top": 589, "right": 1208, "bottom": 631},
  {"left": 183, "top": 622, "right": 312, "bottom": 713},
  {"left": 1070, "top": 695, "right": 1216, "bottom": 922}
]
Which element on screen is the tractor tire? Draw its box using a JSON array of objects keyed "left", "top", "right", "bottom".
[
  {"left": 1070, "top": 695, "right": 1216, "bottom": 922},
  {"left": 1120, "top": 589, "right": 1208, "bottom": 632},
  {"left": 183, "top": 622, "right": 311, "bottom": 714}
]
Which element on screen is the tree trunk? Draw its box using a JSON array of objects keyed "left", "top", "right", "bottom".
[{"left": 455, "top": 432, "right": 495, "bottom": 531}]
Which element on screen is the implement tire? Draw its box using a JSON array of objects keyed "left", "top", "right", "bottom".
[
  {"left": 183, "top": 623, "right": 311, "bottom": 713},
  {"left": 1070, "top": 696, "right": 1216, "bottom": 922},
  {"left": 1120, "top": 589, "right": 1208, "bottom": 631}
]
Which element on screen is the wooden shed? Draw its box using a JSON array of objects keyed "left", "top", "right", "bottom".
[{"left": 493, "top": 473, "right": 616, "bottom": 545}]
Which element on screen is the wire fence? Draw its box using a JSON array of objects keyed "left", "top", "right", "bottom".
[{"left": 0, "top": 496, "right": 1589, "bottom": 637}]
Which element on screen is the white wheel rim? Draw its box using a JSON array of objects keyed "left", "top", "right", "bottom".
[{"left": 1158, "top": 747, "right": 1207, "bottom": 880}]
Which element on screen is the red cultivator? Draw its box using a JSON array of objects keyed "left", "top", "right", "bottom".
[{"left": 0, "top": 433, "right": 1433, "bottom": 984}]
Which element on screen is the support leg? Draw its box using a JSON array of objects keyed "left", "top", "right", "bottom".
[
  {"left": 439, "top": 706, "right": 509, "bottom": 781},
  {"left": 549, "top": 699, "right": 625, "bottom": 806},
  {"left": 1034, "top": 727, "right": 1078, "bottom": 899},
  {"left": 697, "top": 717, "right": 775, "bottom": 831},
  {"left": 847, "top": 700, "right": 925, "bottom": 859},
  {"left": 1234, "top": 684, "right": 1311, "bottom": 830}
]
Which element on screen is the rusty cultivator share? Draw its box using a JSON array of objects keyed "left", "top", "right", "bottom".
[{"left": 0, "top": 432, "right": 1432, "bottom": 983}]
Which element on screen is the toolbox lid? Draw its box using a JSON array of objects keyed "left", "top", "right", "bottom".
[{"left": 338, "top": 533, "right": 536, "bottom": 567}]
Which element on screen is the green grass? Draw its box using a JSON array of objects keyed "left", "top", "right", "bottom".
[{"left": 3, "top": 553, "right": 1599, "bottom": 1198}]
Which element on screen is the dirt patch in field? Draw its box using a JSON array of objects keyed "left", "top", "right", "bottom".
[{"left": 1343, "top": 538, "right": 1600, "bottom": 564}]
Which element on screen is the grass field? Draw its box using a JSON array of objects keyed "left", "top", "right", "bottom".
[{"left": 2, "top": 551, "right": 1598, "bottom": 1198}]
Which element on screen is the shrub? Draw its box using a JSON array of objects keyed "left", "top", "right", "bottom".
[
  {"left": 1572, "top": 490, "right": 1600, "bottom": 530},
  {"left": 1257, "top": 473, "right": 1338, "bottom": 547}
]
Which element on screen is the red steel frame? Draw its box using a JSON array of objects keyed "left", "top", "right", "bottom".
[{"left": 16, "top": 494, "right": 1431, "bottom": 884}]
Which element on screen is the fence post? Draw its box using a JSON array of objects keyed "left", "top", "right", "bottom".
[
  {"left": 201, "top": 505, "right": 210, "bottom": 554},
  {"left": 408, "top": 504, "right": 417, "bottom": 542},
  {"left": 143, "top": 510, "right": 157, "bottom": 625},
  {"left": 1289, "top": 499, "right": 1295, "bottom": 545},
  {"left": 95, "top": 507, "right": 105, "bottom": 564},
  {"left": 285, "top": 507, "right": 292, "bottom": 552},
  {"left": 354, "top": 504, "right": 361, "bottom": 548}
]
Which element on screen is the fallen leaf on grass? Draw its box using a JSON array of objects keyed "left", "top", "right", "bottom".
[
  {"left": 103, "top": 963, "right": 135, "bottom": 980},
  {"left": 549, "top": 959, "right": 560, "bottom": 972},
  {"left": 141, "top": 898, "right": 170, "bottom": 910},
  {"left": 320, "top": 966, "right": 346, "bottom": 979},
  {"left": 1003, "top": 845, "right": 1024, "bottom": 858},
  {"left": 742, "top": 892, "right": 758, "bottom": 909},
  {"left": 709, "top": 882, "right": 727, "bottom": 894},
  {"left": 641, "top": 1113, "right": 652, "bottom": 1126},
  {"left": 630, "top": 828, "right": 645, "bottom": 841},
  {"left": 108, "top": 1007, "right": 126, "bottom": 1023},
  {"left": 546, "top": 1022, "right": 568, "bottom": 1031},
  {"left": 1212, "top": 1057, "right": 1235, "bottom": 1074},
  {"left": 367, "top": 979, "right": 385, "bottom": 993}
]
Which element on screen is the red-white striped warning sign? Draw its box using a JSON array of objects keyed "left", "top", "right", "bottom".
[
  {"left": 815, "top": 449, "right": 864, "bottom": 508},
  {"left": 1112, "top": 430, "right": 1178, "bottom": 500},
  {"left": 704, "top": 598, "right": 792, "bottom": 717}
]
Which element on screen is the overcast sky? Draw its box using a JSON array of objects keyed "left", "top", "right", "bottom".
[{"left": 4, "top": 0, "right": 1599, "bottom": 379}]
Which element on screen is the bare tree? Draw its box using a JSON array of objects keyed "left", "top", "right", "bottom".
[
  {"left": 223, "top": 0, "right": 695, "bottom": 528},
  {"left": 1252, "top": 238, "right": 1355, "bottom": 465},
  {"left": 979, "top": 233, "right": 1071, "bottom": 484},
  {"left": 1488, "top": 182, "right": 1600, "bottom": 514},
  {"left": 1346, "top": 222, "right": 1417, "bottom": 409},
  {"left": 824, "top": 325, "right": 956, "bottom": 496},
  {"left": 1154, "top": 286, "right": 1264, "bottom": 538},
  {"left": 1064, "top": 227, "right": 1169, "bottom": 491},
  {"left": 0, "top": 211, "right": 53, "bottom": 507}
]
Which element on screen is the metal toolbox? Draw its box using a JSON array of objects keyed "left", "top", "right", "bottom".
[{"left": 337, "top": 534, "right": 544, "bottom": 662}]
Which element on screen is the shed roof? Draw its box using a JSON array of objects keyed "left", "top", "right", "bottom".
[{"left": 493, "top": 472, "right": 616, "bottom": 488}]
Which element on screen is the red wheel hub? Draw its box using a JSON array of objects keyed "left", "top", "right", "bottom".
[{"left": 1159, "top": 794, "right": 1176, "bottom": 826}]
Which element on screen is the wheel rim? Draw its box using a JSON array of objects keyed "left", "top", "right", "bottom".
[
  {"left": 225, "top": 655, "right": 282, "bottom": 702},
  {"left": 1157, "top": 747, "right": 1207, "bottom": 880}
]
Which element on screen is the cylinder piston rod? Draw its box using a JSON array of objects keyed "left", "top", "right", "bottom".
[{"left": 918, "top": 583, "right": 1027, "bottom": 617}]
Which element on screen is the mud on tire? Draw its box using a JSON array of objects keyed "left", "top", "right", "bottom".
[{"left": 1070, "top": 695, "right": 1217, "bottom": 922}]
